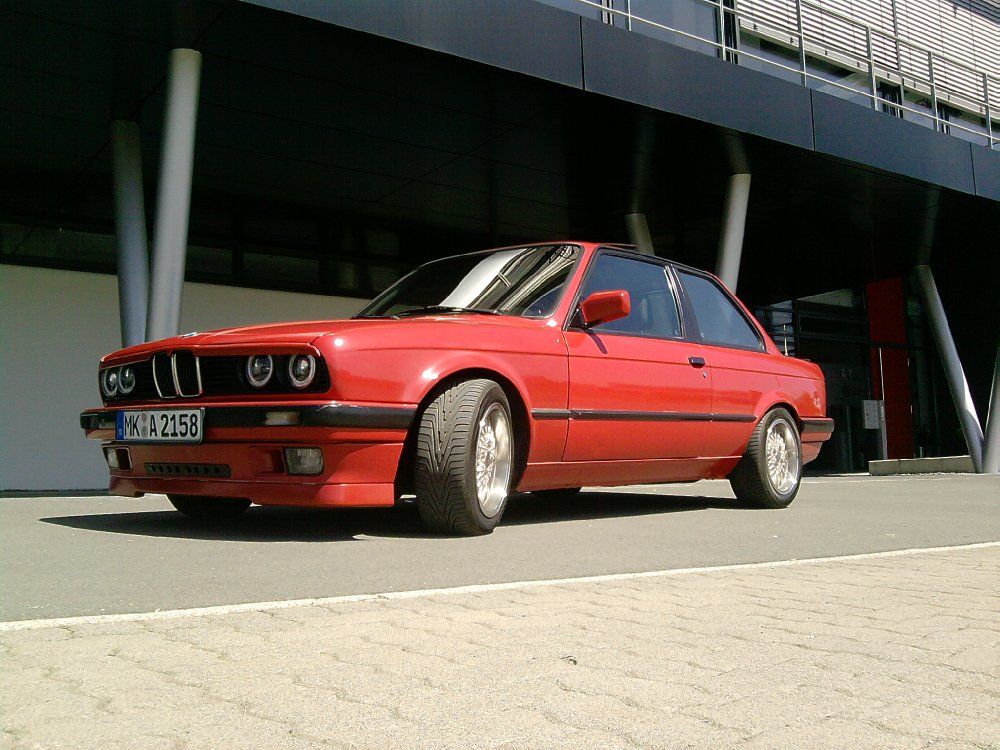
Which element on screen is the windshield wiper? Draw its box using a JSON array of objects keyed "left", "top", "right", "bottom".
[{"left": 394, "top": 305, "right": 502, "bottom": 318}]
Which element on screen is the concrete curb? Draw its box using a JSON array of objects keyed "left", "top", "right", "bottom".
[{"left": 869, "top": 455, "right": 974, "bottom": 475}]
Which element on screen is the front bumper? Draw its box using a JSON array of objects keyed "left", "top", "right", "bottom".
[
  {"left": 80, "top": 403, "right": 415, "bottom": 432},
  {"left": 81, "top": 402, "right": 417, "bottom": 507}
]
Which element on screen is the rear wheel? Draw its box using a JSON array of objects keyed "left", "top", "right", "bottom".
[
  {"left": 167, "top": 495, "right": 252, "bottom": 519},
  {"left": 414, "top": 379, "right": 514, "bottom": 535},
  {"left": 729, "top": 408, "right": 802, "bottom": 509}
]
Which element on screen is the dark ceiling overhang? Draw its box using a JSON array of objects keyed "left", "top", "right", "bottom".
[{"left": 0, "top": 0, "right": 997, "bottom": 307}]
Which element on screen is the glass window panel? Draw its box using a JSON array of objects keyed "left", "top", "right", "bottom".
[
  {"left": 367, "top": 264, "right": 400, "bottom": 293},
  {"left": 578, "top": 254, "right": 682, "bottom": 339},
  {"left": 357, "top": 245, "right": 580, "bottom": 318},
  {"left": 186, "top": 245, "right": 232, "bottom": 278},
  {"left": 678, "top": 271, "right": 763, "bottom": 350},
  {"left": 630, "top": 0, "right": 718, "bottom": 56},
  {"left": 329, "top": 260, "right": 361, "bottom": 291},
  {"left": 243, "top": 252, "right": 320, "bottom": 287},
  {"left": 0, "top": 224, "right": 114, "bottom": 266}
]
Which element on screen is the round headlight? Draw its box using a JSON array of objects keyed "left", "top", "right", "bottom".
[
  {"left": 288, "top": 354, "right": 316, "bottom": 389},
  {"left": 246, "top": 354, "right": 274, "bottom": 388},
  {"left": 100, "top": 368, "right": 119, "bottom": 398},
  {"left": 118, "top": 365, "right": 136, "bottom": 395}
]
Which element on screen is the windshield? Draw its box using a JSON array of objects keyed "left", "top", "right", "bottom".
[{"left": 355, "top": 244, "right": 582, "bottom": 319}]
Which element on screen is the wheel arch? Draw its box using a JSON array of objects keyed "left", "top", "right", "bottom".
[
  {"left": 756, "top": 396, "right": 803, "bottom": 430},
  {"left": 394, "top": 367, "right": 532, "bottom": 496}
]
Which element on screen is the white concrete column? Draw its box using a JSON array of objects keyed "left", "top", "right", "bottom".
[
  {"left": 110, "top": 120, "right": 149, "bottom": 347},
  {"left": 625, "top": 212, "right": 654, "bottom": 255},
  {"left": 913, "top": 264, "right": 985, "bottom": 473},
  {"left": 983, "top": 345, "right": 1000, "bottom": 473},
  {"left": 716, "top": 173, "right": 751, "bottom": 292},
  {"left": 147, "top": 48, "right": 202, "bottom": 342}
]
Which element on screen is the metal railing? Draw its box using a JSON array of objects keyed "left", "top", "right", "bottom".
[{"left": 558, "top": 0, "right": 999, "bottom": 150}]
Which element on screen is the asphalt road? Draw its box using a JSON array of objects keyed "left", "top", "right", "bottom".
[{"left": 2, "top": 474, "right": 998, "bottom": 623}]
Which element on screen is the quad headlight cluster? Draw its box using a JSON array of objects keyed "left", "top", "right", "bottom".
[
  {"left": 100, "top": 364, "right": 137, "bottom": 398},
  {"left": 100, "top": 353, "right": 323, "bottom": 400},
  {"left": 245, "top": 354, "right": 317, "bottom": 390}
]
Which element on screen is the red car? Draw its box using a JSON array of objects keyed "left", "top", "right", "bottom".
[{"left": 82, "top": 242, "right": 833, "bottom": 535}]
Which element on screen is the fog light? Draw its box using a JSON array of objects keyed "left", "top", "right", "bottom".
[
  {"left": 265, "top": 410, "right": 301, "bottom": 426},
  {"left": 104, "top": 447, "right": 131, "bottom": 471},
  {"left": 284, "top": 447, "right": 323, "bottom": 475}
]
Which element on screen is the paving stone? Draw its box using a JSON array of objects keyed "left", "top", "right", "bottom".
[{"left": 3, "top": 546, "right": 998, "bottom": 748}]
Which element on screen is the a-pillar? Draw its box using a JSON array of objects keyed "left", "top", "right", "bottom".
[
  {"left": 146, "top": 48, "right": 202, "bottom": 342},
  {"left": 110, "top": 120, "right": 149, "bottom": 347}
]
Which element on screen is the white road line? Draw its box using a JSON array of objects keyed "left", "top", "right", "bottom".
[
  {"left": 3, "top": 541, "right": 999, "bottom": 633},
  {"left": 802, "top": 476, "right": 995, "bottom": 484}
]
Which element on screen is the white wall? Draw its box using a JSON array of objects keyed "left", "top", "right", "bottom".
[{"left": 0, "top": 266, "right": 366, "bottom": 491}]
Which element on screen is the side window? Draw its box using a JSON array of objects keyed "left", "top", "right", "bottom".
[
  {"left": 576, "top": 254, "right": 682, "bottom": 338},
  {"left": 678, "top": 271, "right": 763, "bottom": 350}
]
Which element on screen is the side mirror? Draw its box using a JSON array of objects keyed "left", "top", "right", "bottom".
[{"left": 578, "top": 290, "right": 631, "bottom": 328}]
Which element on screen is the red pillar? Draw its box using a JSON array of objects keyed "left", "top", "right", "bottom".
[{"left": 866, "top": 278, "right": 914, "bottom": 459}]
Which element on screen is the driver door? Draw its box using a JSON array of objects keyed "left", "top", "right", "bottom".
[{"left": 564, "top": 253, "right": 713, "bottom": 465}]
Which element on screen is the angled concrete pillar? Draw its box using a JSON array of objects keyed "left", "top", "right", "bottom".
[
  {"left": 147, "top": 48, "right": 202, "bottom": 342},
  {"left": 983, "top": 345, "right": 1000, "bottom": 473},
  {"left": 913, "top": 264, "right": 984, "bottom": 473},
  {"left": 625, "top": 213, "right": 654, "bottom": 255},
  {"left": 716, "top": 173, "right": 751, "bottom": 292},
  {"left": 716, "top": 132, "right": 751, "bottom": 292},
  {"left": 110, "top": 120, "right": 149, "bottom": 347}
]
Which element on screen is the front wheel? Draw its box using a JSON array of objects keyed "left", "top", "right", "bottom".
[
  {"left": 414, "top": 379, "right": 515, "bottom": 535},
  {"left": 168, "top": 495, "right": 252, "bottom": 520},
  {"left": 729, "top": 408, "right": 802, "bottom": 509}
]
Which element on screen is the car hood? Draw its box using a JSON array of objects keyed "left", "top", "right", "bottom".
[{"left": 101, "top": 315, "right": 552, "bottom": 362}]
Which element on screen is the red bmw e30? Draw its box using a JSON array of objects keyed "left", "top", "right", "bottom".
[{"left": 82, "top": 242, "right": 833, "bottom": 535}]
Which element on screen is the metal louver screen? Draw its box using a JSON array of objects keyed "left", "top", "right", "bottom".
[{"left": 737, "top": 0, "right": 999, "bottom": 105}]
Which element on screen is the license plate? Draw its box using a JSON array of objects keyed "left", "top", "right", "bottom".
[{"left": 116, "top": 409, "right": 204, "bottom": 443}]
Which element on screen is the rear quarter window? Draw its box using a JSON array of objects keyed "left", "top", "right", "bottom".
[{"left": 678, "top": 271, "right": 763, "bottom": 351}]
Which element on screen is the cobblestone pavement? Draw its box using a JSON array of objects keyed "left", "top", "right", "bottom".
[{"left": 3, "top": 544, "right": 998, "bottom": 749}]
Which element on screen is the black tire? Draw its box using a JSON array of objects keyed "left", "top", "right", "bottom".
[
  {"left": 167, "top": 495, "right": 252, "bottom": 519},
  {"left": 729, "top": 408, "right": 802, "bottom": 509},
  {"left": 532, "top": 487, "right": 582, "bottom": 501},
  {"left": 414, "top": 379, "right": 515, "bottom": 535}
]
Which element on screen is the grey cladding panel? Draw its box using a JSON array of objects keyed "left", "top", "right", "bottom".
[
  {"left": 580, "top": 19, "right": 814, "bottom": 149},
  {"left": 242, "top": 0, "right": 584, "bottom": 88},
  {"left": 971, "top": 147, "right": 1000, "bottom": 202},
  {"left": 812, "top": 91, "right": 976, "bottom": 195}
]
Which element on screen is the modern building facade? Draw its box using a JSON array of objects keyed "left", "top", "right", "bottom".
[{"left": 1, "top": 0, "right": 997, "bottom": 490}]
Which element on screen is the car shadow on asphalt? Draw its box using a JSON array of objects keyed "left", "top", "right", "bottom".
[{"left": 39, "top": 491, "right": 739, "bottom": 543}]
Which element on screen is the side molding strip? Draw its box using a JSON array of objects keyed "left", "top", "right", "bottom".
[{"left": 531, "top": 409, "right": 755, "bottom": 423}]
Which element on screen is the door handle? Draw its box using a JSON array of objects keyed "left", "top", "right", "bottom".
[{"left": 688, "top": 356, "right": 706, "bottom": 368}]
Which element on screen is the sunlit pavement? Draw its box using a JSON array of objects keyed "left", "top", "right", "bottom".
[{"left": 2, "top": 474, "right": 998, "bottom": 748}]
